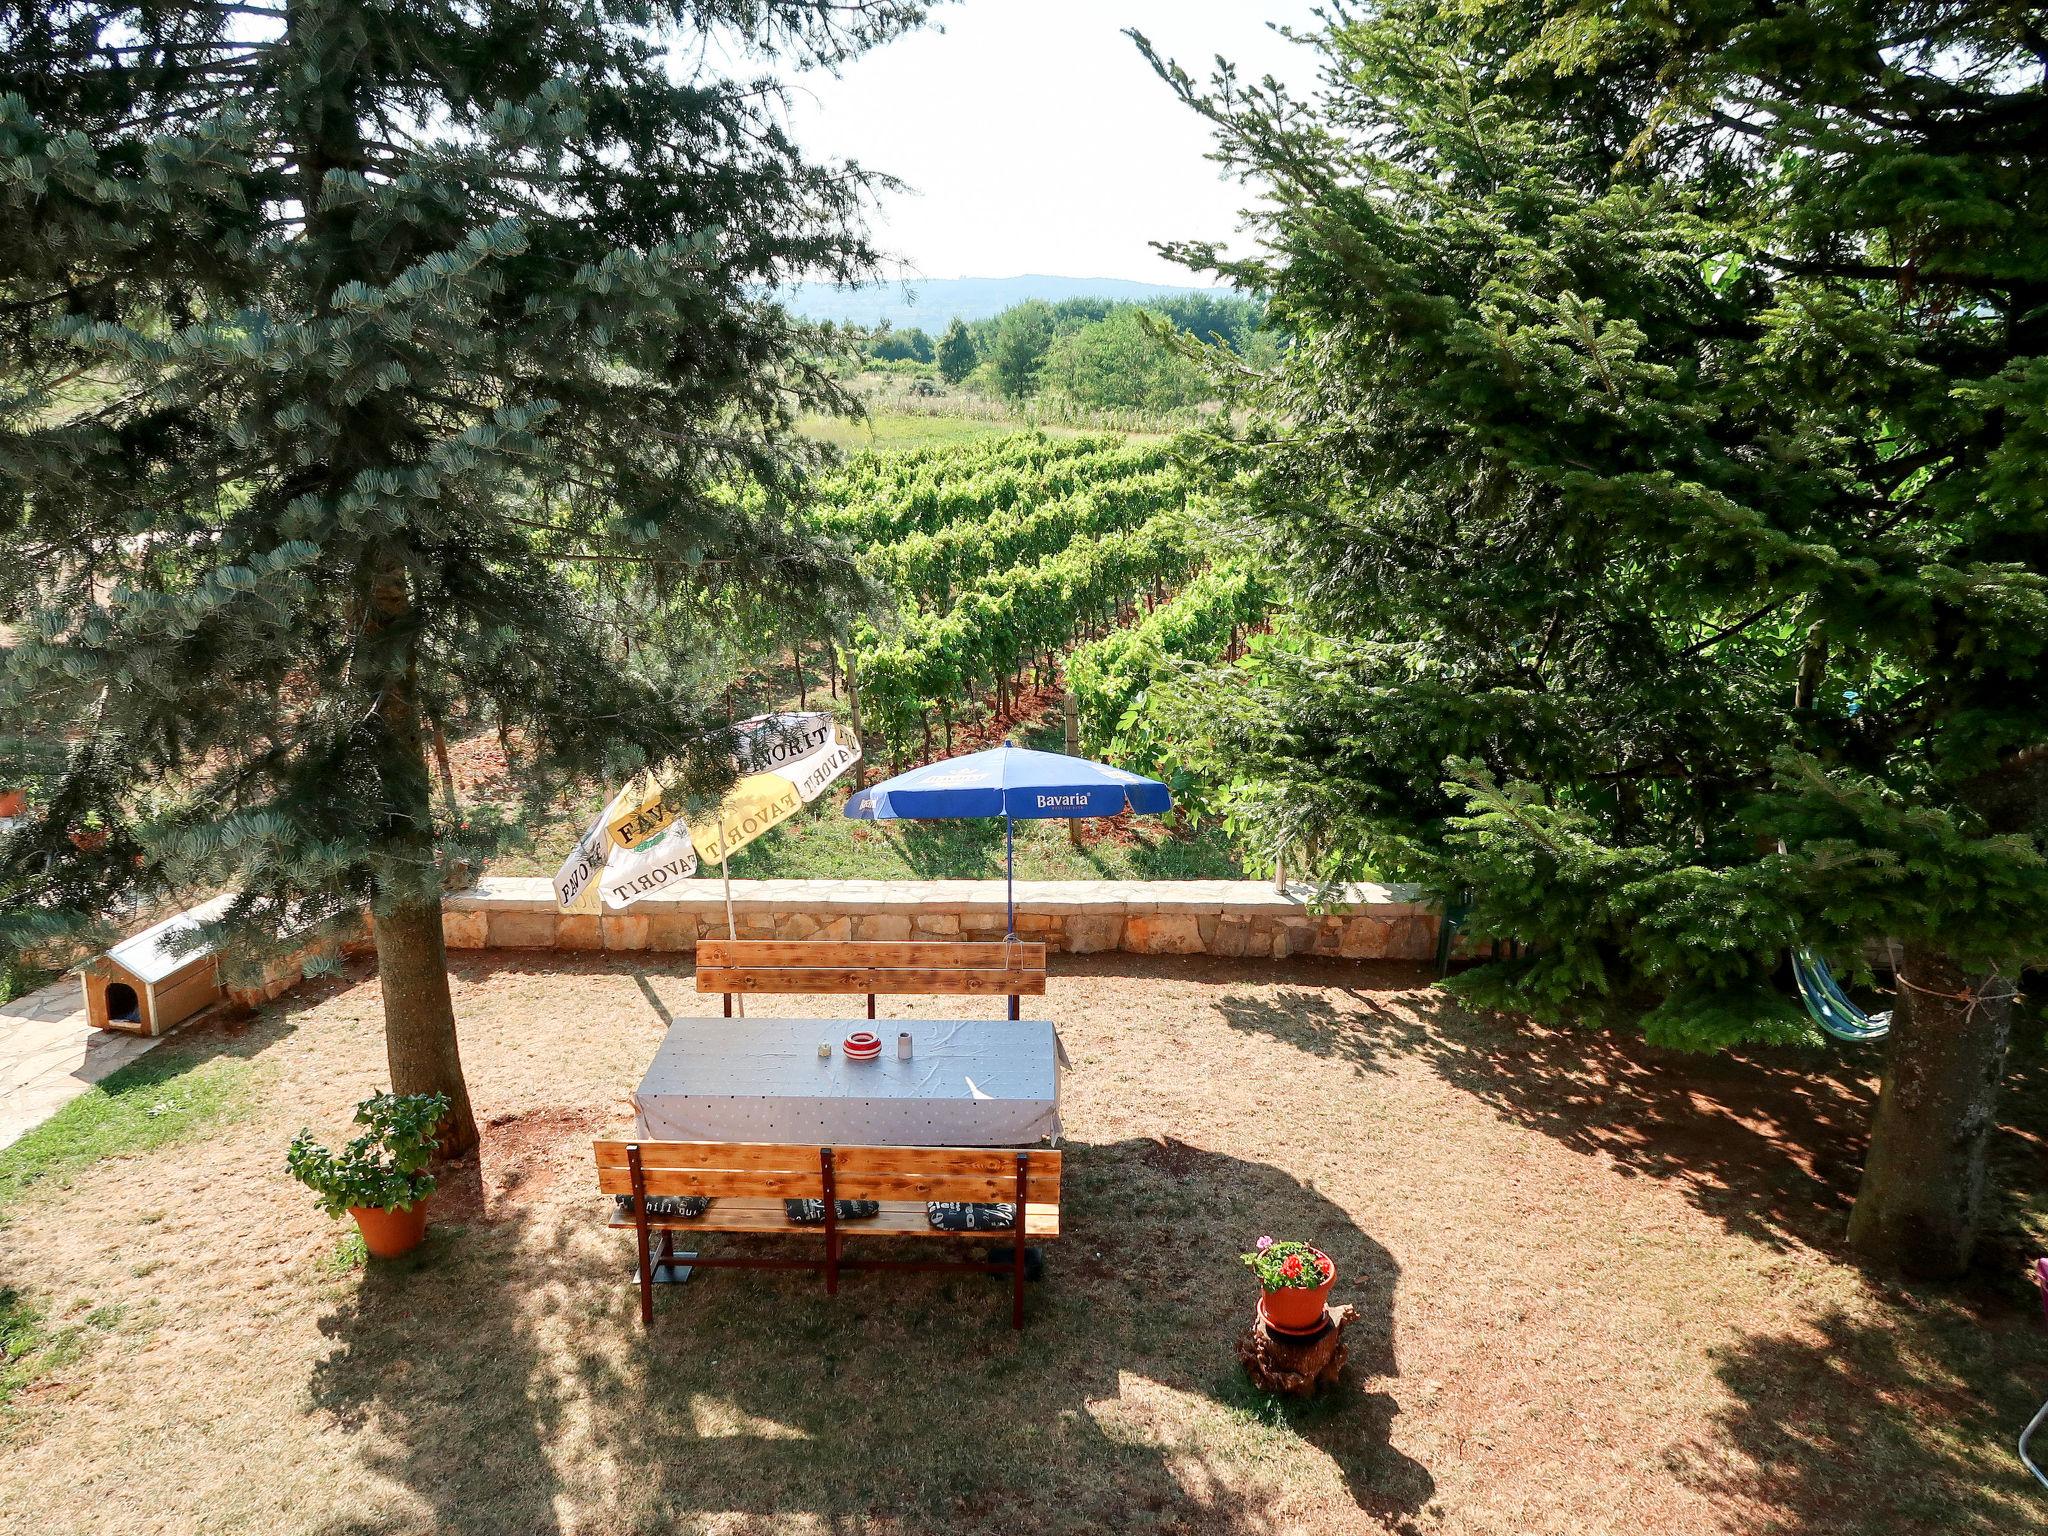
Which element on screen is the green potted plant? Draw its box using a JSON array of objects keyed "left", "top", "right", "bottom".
[
  {"left": 287, "top": 1091, "right": 450, "bottom": 1258},
  {"left": 1241, "top": 1236, "right": 1336, "bottom": 1334}
]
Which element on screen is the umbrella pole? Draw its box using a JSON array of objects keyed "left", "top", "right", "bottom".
[
  {"left": 722, "top": 847, "right": 743, "bottom": 1017},
  {"left": 722, "top": 848, "right": 735, "bottom": 941},
  {"left": 1005, "top": 812, "right": 1015, "bottom": 938}
]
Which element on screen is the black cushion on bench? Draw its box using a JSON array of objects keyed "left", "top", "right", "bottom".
[
  {"left": 615, "top": 1194, "right": 710, "bottom": 1220},
  {"left": 783, "top": 1198, "right": 881, "bottom": 1224},
  {"left": 926, "top": 1201, "right": 1018, "bottom": 1232}
]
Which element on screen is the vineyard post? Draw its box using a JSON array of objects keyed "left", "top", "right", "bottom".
[{"left": 1064, "top": 691, "right": 1082, "bottom": 848}]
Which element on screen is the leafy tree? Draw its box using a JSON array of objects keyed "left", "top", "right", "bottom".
[
  {"left": 0, "top": 0, "right": 929, "bottom": 1156},
  {"left": 983, "top": 299, "right": 1056, "bottom": 399},
  {"left": 868, "top": 325, "right": 933, "bottom": 364},
  {"left": 1041, "top": 308, "right": 1211, "bottom": 412},
  {"left": 936, "top": 317, "right": 978, "bottom": 383},
  {"left": 1139, "top": 2, "right": 2048, "bottom": 1276},
  {"left": 1149, "top": 292, "right": 1264, "bottom": 351}
]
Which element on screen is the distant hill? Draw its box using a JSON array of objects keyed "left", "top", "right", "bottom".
[{"left": 779, "top": 274, "right": 1233, "bottom": 334}]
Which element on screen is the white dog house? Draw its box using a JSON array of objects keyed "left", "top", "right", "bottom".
[{"left": 83, "top": 896, "right": 231, "bottom": 1036}]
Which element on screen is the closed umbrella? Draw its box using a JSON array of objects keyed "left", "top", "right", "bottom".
[
  {"left": 554, "top": 713, "right": 860, "bottom": 932},
  {"left": 843, "top": 741, "right": 1171, "bottom": 935}
]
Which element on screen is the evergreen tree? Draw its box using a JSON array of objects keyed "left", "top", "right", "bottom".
[
  {"left": 983, "top": 299, "right": 1055, "bottom": 399},
  {"left": 0, "top": 0, "right": 929, "bottom": 1155},
  {"left": 1139, "top": 3, "right": 2048, "bottom": 1275},
  {"left": 935, "top": 316, "right": 977, "bottom": 384}
]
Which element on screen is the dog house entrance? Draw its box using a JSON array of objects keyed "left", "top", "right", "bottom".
[{"left": 104, "top": 981, "right": 141, "bottom": 1023}]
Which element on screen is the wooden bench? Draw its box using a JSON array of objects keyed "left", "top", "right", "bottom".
[
  {"left": 695, "top": 939, "right": 1048, "bottom": 1021},
  {"left": 594, "top": 1139, "right": 1063, "bottom": 1330}
]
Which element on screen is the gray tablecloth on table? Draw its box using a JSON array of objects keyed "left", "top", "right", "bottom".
[{"left": 631, "top": 1016, "right": 1061, "bottom": 1146}]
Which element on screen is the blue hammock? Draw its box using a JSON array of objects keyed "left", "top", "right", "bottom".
[{"left": 1792, "top": 947, "right": 1892, "bottom": 1042}]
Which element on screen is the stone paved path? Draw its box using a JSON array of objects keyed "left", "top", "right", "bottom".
[{"left": 0, "top": 976, "right": 162, "bottom": 1152}]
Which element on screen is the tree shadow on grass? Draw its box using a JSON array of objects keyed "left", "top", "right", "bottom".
[
  {"left": 1414, "top": 989, "right": 1882, "bottom": 1254},
  {"left": 1684, "top": 1299, "right": 2048, "bottom": 1535},
  {"left": 1208, "top": 957, "right": 2047, "bottom": 1268},
  {"left": 1215, "top": 965, "right": 1881, "bottom": 1256},
  {"left": 1215, "top": 981, "right": 1432, "bottom": 1080},
  {"left": 1207, "top": 961, "right": 2048, "bottom": 1532},
  {"left": 302, "top": 1133, "right": 1433, "bottom": 1534}
]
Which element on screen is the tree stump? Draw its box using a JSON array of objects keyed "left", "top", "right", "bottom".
[{"left": 1238, "top": 1303, "right": 1355, "bottom": 1397}]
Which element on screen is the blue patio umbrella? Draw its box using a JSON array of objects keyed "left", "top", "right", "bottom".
[{"left": 844, "top": 742, "right": 1172, "bottom": 935}]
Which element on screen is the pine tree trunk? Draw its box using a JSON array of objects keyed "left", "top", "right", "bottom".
[
  {"left": 291, "top": 29, "right": 478, "bottom": 1162},
  {"left": 364, "top": 549, "right": 479, "bottom": 1160},
  {"left": 1846, "top": 943, "right": 2014, "bottom": 1276},
  {"left": 377, "top": 895, "right": 478, "bottom": 1160}
]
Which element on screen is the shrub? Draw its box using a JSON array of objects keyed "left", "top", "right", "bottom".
[{"left": 286, "top": 1091, "right": 450, "bottom": 1217}]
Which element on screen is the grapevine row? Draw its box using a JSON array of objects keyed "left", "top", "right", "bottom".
[
  {"left": 851, "top": 510, "right": 1199, "bottom": 761},
  {"left": 858, "top": 466, "right": 1184, "bottom": 612},
  {"left": 819, "top": 431, "right": 1110, "bottom": 503},
  {"left": 1066, "top": 561, "right": 1272, "bottom": 778},
  {"left": 813, "top": 437, "right": 1174, "bottom": 544}
]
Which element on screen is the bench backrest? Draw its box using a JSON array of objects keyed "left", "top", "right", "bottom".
[
  {"left": 594, "top": 1139, "right": 1062, "bottom": 1205},
  {"left": 695, "top": 939, "right": 1047, "bottom": 1018}
]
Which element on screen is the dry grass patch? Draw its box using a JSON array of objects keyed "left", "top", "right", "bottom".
[{"left": 0, "top": 953, "right": 2041, "bottom": 1535}]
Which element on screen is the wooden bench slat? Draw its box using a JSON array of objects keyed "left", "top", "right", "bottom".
[
  {"left": 596, "top": 1138, "right": 1062, "bottom": 1329},
  {"left": 694, "top": 966, "right": 1047, "bottom": 996},
  {"left": 832, "top": 1170, "right": 1061, "bottom": 1202},
  {"left": 598, "top": 1167, "right": 826, "bottom": 1198},
  {"left": 830, "top": 1145, "right": 1062, "bottom": 1177},
  {"left": 594, "top": 1140, "right": 824, "bottom": 1171},
  {"left": 606, "top": 1198, "right": 1062, "bottom": 1240},
  {"left": 600, "top": 1166, "right": 1060, "bottom": 1202},
  {"left": 700, "top": 940, "right": 1047, "bottom": 969}
]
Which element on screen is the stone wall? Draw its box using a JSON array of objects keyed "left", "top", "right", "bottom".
[{"left": 443, "top": 877, "right": 1441, "bottom": 962}]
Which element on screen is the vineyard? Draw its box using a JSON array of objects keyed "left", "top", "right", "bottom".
[
  {"left": 479, "top": 431, "right": 1273, "bottom": 885},
  {"left": 814, "top": 433, "right": 1270, "bottom": 794}
]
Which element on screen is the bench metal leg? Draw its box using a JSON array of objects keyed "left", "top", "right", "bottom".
[
  {"left": 1011, "top": 1152, "right": 1028, "bottom": 1330},
  {"left": 651, "top": 1227, "right": 695, "bottom": 1284},
  {"left": 628, "top": 1144, "right": 654, "bottom": 1327},
  {"left": 822, "top": 1148, "right": 840, "bottom": 1296}
]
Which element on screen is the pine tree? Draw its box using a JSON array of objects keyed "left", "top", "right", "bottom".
[
  {"left": 936, "top": 317, "right": 977, "bottom": 384},
  {"left": 0, "top": 0, "right": 929, "bottom": 1155},
  {"left": 1138, "top": 4, "right": 2048, "bottom": 1275}
]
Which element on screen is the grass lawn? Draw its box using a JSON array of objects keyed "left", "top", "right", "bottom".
[
  {"left": 0, "top": 953, "right": 2042, "bottom": 1534},
  {"left": 797, "top": 371, "right": 1183, "bottom": 453},
  {"left": 0, "top": 1034, "right": 260, "bottom": 1218},
  {"left": 798, "top": 408, "right": 1026, "bottom": 453}
]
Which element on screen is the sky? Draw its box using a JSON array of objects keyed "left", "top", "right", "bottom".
[{"left": 775, "top": 2, "right": 1329, "bottom": 285}]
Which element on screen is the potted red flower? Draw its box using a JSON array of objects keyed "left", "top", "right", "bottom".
[{"left": 1241, "top": 1236, "right": 1336, "bottom": 1333}]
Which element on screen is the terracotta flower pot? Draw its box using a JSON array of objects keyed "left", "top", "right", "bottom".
[
  {"left": 0, "top": 790, "right": 24, "bottom": 818},
  {"left": 1258, "top": 1247, "right": 1336, "bottom": 1333},
  {"left": 349, "top": 1201, "right": 429, "bottom": 1259},
  {"left": 69, "top": 828, "right": 109, "bottom": 853}
]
